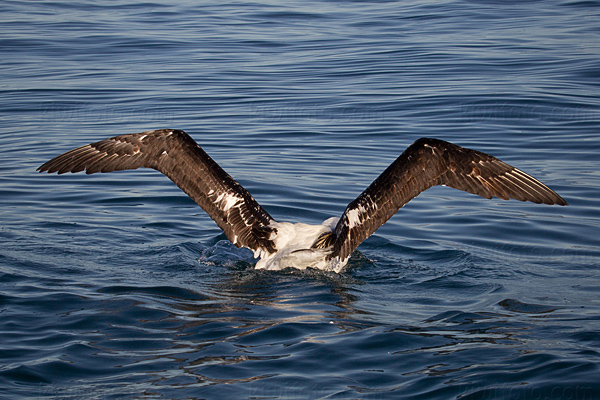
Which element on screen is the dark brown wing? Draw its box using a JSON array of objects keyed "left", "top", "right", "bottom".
[
  {"left": 38, "top": 129, "right": 276, "bottom": 254},
  {"left": 330, "top": 137, "right": 568, "bottom": 262}
]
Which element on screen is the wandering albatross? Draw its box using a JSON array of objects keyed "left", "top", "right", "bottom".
[{"left": 38, "top": 129, "right": 567, "bottom": 272}]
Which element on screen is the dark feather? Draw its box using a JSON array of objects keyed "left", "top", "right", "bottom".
[
  {"left": 38, "top": 129, "right": 276, "bottom": 254},
  {"left": 330, "top": 138, "right": 567, "bottom": 262}
]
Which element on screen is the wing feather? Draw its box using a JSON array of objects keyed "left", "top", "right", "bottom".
[
  {"left": 330, "top": 138, "right": 567, "bottom": 262},
  {"left": 38, "top": 129, "right": 276, "bottom": 254}
]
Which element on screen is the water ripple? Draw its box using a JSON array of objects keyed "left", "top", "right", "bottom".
[{"left": 2, "top": 0, "right": 600, "bottom": 398}]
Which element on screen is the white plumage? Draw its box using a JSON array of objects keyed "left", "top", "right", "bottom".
[{"left": 255, "top": 217, "right": 340, "bottom": 271}]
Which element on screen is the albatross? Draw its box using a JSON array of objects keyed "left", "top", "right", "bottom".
[{"left": 38, "top": 129, "right": 567, "bottom": 272}]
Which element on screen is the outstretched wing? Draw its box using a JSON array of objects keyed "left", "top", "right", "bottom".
[
  {"left": 38, "top": 129, "right": 276, "bottom": 254},
  {"left": 329, "top": 137, "right": 568, "bottom": 262}
]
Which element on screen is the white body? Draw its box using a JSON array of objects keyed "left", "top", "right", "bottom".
[{"left": 254, "top": 217, "right": 346, "bottom": 272}]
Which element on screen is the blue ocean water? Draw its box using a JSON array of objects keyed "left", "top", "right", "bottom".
[{"left": 1, "top": 0, "right": 600, "bottom": 398}]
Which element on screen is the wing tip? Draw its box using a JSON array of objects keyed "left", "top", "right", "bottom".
[
  {"left": 496, "top": 188, "right": 568, "bottom": 206},
  {"left": 553, "top": 196, "right": 569, "bottom": 206},
  {"left": 36, "top": 162, "right": 57, "bottom": 174},
  {"left": 37, "top": 159, "right": 80, "bottom": 174}
]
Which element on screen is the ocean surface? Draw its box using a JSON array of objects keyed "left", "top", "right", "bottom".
[{"left": 1, "top": 1, "right": 600, "bottom": 399}]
